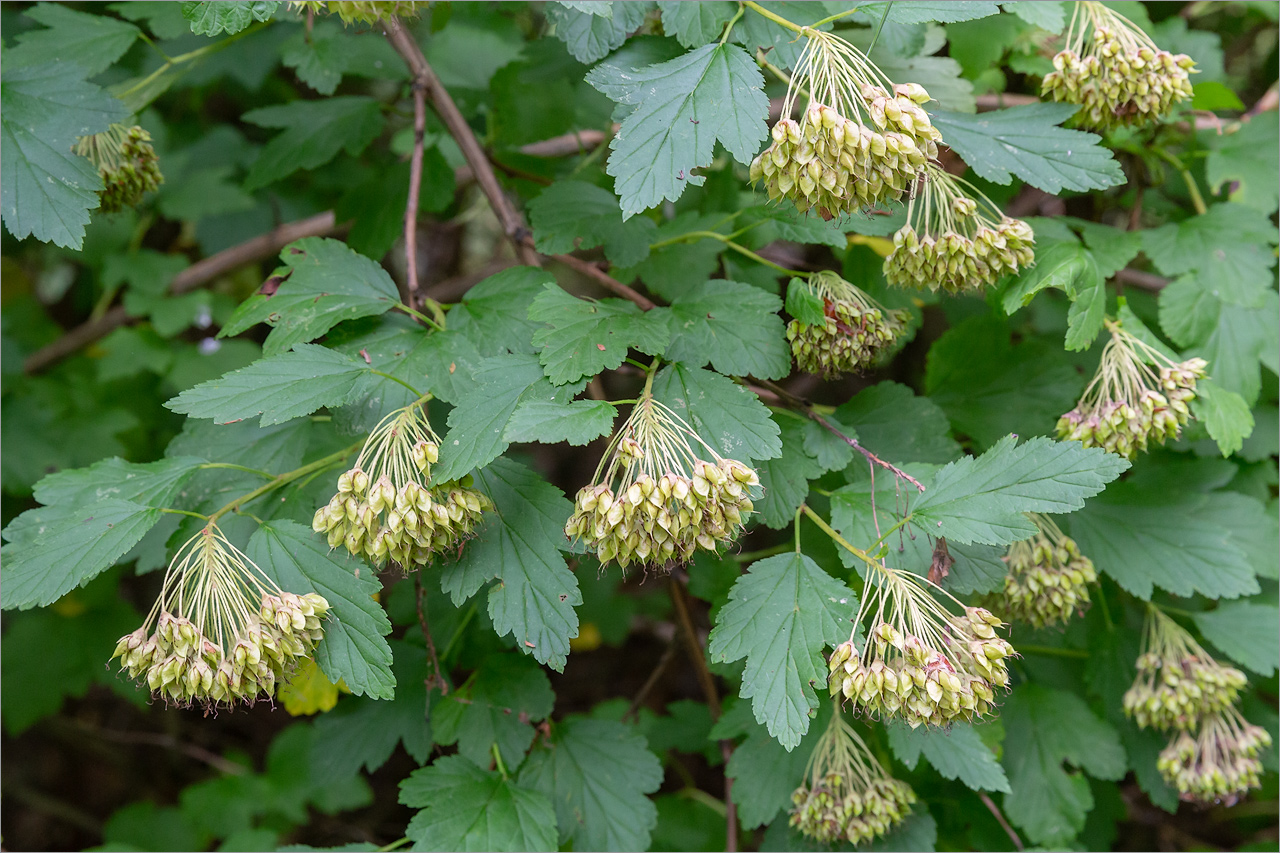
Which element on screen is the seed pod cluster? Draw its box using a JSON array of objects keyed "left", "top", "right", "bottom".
[
  {"left": 993, "top": 515, "right": 1096, "bottom": 629},
  {"left": 789, "top": 709, "right": 915, "bottom": 846},
  {"left": 884, "top": 169, "right": 1035, "bottom": 294},
  {"left": 1058, "top": 333, "right": 1207, "bottom": 458},
  {"left": 1157, "top": 709, "right": 1271, "bottom": 806},
  {"left": 566, "top": 395, "right": 760, "bottom": 572},
  {"left": 290, "top": 0, "right": 421, "bottom": 25},
  {"left": 1124, "top": 651, "right": 1247, "bottom": 731},
  {"left": 74, "top": 124, "right": 164, "bottom": 214},
  {"left": 828, "top": 605, "right": 1015, "bottom": 728},
  {"left": 314, "top": 403, "right": 491, "bottom": 568},
  {"left": 749, "top": 90, "right": 940, "bottom": 216},
  {"left": 790, "top": 773, "right": 917, "bottom": 846},
  {"left": 1041, "top": 2, "right": 1195, "bottom": 132},
  {"left": 110, "top": 525, "right": 330, "bottom": 708},
  {"left": 786, "top": 272, "right": 909, "bottom": 378}
]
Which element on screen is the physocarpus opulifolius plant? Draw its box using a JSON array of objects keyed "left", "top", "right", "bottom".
[
  {"left": 786, "top": 271, "right": 910, "bottom": 379},
  {"left": 828, "top": 563, "right": 1017, "bottom": 728},
  {"left": 884, "top": 163, "right": 1036, "bottom": 295},
  {"left": 991, "top": 513, "right": 1097, "bottom": 629},
  {"left": 111, "top": 524, "right": 330, "bottom": 708},
  {"left": 1056, "top": 320, "right": 1207, "bottom": 459},
  {"left": 1041, "top": 0, "right": 1196, "bottom": 132},
  {"left": 789, "top": 705, "right": 916, "bottom": 846},
  {"left": 313, "top": 401, "right": 492, "bottom": 568},
  {"left": 1158, "top": 706, "right": 1271, "bottom": 807},
  {"left": 564, "top": 378, "right": 760, "bottom": 573},
  {"left": 748, "top": 26, "right": 941, "bottom": 217}
]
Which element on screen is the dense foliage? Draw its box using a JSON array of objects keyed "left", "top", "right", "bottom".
[{"left": 2, "top": 2, "right": 1277, "bottom": 851}]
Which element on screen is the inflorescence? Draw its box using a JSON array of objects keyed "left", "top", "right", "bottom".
[
  {"left": 313, "top": 402, "right": 491, "bottom": 568},
  {"left": 829, "top": 565, "right": 1016, "bottom": 728},
  {"left": 884, "top": 164, "right": 1035, "bottom": 294},
  {"left": 290, "top": 0, "right": 422, "bottom": 25},
  {"left": 786, "top": 271, "right": 909, "bottom": 378},
  {"left": 1057, "top": 322, "right": 1206, "bottom": 459},
  {"left": 74, "top": 124, "right": 164, "bottom": 213},
  {"left": 749, "top": 28, "right": 941, "bottom": 217},
  {"left": 992, "top": 513, "right": 1096, "bottom": 629},
  {"left": 1041, "top": 1, "right": 1196, "bottom": 132},
  {"left": 111, "top": 524, "right": 330, "bottom": 708},
  {"left": 1124, "top": 607, "right": 1247, "bottom": 732},
  {"left": 789, "top": 707, "right": 916, "bottom": 845},
  {"left": 1158, "top": 707, "right": 1272, "bottom": 806},
  {"left": 565, "top": 387, "right": 759, "bottom": 573}
]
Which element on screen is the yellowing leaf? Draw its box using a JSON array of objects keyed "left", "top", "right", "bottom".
[{"left": 278, "top": 657, "right": 349, "bottom": 716}]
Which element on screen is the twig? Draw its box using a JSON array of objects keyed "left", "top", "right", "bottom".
[
  {"left": 1113, "top": 268, "right": 1169, "bottom": 292},
  {"left": 72, "top": 722, "right": 248, "bottom": 775},
  {"left": 624, "top": 639, "right": 678, "bottom": 721},
  {"left": 547, "top": 250, "right": 658, "bottom": 310},
  {"left": 414, "top": 574, "right": 447, "bottom": 695},
  {"left": 23, "top": 211, "right": 339, "bottom": 374},
  {"left": 668, "top": 578, "right": 739, "bottom": 853},
  {"left": 383, "top": 18, "right": 541, "bottom": 267},
  {"left": 518, "top": 128, "right": 611, "bottom": 158},
  {"left": 401, "top": 79, "right": 428, "bottom": 303},
  {"left": 979, "top": 791, "right": 1024, "bottom": 851},
  {"left": 760, "top": 379, "right": 926, "bottom": 492}
]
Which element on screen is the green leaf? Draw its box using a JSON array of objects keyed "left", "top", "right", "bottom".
[
  {"left": 1194, "top": 601, "right": 1280, "bottom": 677},
  {"left": 166, "top": 344, "right": 368, "bottom": 426},
  {"left": 930, "top": 105, "right": 1124, "bottom": 193},
  {"left": 665, "top": 280, "right": 790, "bottom": 380},
  {"left": 925, "top": 315, "right": 1083, "bottom": 448},
  {"left": 1070, "top": 219, "right": 1143, "bottom": 278},
  {"left": 447, "top": 267, "right": 550, "bottom": 357},
  {"left": 1001, "top": 684, "right": 1126, "bottom": 847},
  {"left": 784, "top": 278, "right": 827, "bottom": 326},
  {"left": 612, "top": 211, "right": 727, "bottom": 300},
  {"left": 9, "top": 3, "right": 140, "bottom": 75},
  {"left": 247, "top": 520, "right": 394, "bottom": 699},
  {"left": 1192, "top": 292, "right": 1278, "bottom": 405},
  {"left": 651, "top": 363, "right": 782, "bottom": 463},
  {"left": 400, "top": 755, "right": 558, "bottom": 852},
  {"left": 1141, "top": 203, "right": 1278, "bottom": 307},
  {"left": 242, "top": 97, "right": 384, "bottom": 190},
  {"left": 861, "top": 1, "right": 1001, "bottom": 25},
  {"left": 528, "top": 285, "right": 671, "bottom": 385},
  {"left": 887, "top": 723, "right": 1010, "bottom": 793},
  {"left": 310, "top": 641, "right": 431, "bottom": 777},
  {"left": 547, "top": 0, "right": 651, "bottom": 64},
  {"left": 1157, "top": 273, "right": 1220, "bottom": 348},
  {"left": 431, "top": 353, "right": 586, "bottom": 483},
  {"left": 33, "top": 456, "right": 206, "bottom": 509},
  {"left": 528, "top": 181, "right": 657, "bottom": 268},
  {"left": 708, "top": 553, "right": 858, "bottom": 749},
  {"left": 911, "top": 435, "right": 1129, "bottom": 546},
  {"left": 755, "top": 414, "right": 825, "bottom": 529},
  {"left": 439, "top": 458, "right": 582, "bottom": 671},
  {"left": 1192, "top": 378, "right": 1255, "bottom": 457},
  {"left": 1, "top": 500, "right": 162, "bottom": 611},
  {"left": 221, "top": 238, "right": 399, "bottom": 356},
  {"left": 1000, "top": 241, "right": 1106, "bottom": 351},
  {"left": 1065, "top": 482, "right": 1259, "bottom": 600},
  {"left": 658, "top": 1, "right": 738, "bottom": 48},
  {"left": 0, "top": 60, "right": 127, "bottom": 249},
  {"left": 1204, "top": 116, "right": 1279, "bottom": 216},
  {"left": 280, "top": 19, "right": 352, "bottom": 96},
  {"left": 588, "top": 43, "right": 768, "bottom": 217},
  {"left": 181, "top": 1, "right": 278, "bottom": 36},
  {"left": 505, "top": 399, "right": 617, "bottom": 446},
  {"left": 519, "top": 716, "right": 664, "bottom": 851},
  {"left": 833, "top": 382, "right": 962, "bottom": 465},
  {"left": 1002, "top": 1, "right": 1066, "bottom": 31},
  {"left": 434, "top": 653, "right": 555, "bottom": 769}
]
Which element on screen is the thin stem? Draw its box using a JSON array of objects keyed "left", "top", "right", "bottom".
[
  {"left": 744, "top": 1, "right": 806, "bottom": 34},
  {"left": 491, "top": 742, "right": 509, "bottom": 780},
  {"left": 1154, "top": 148, "right": 1209, "bottom": 215},
  {"left": 116, "top": 22, "right": 268, "bottom": 101},
  {"left": 158, "top": 508, "right": 210, "bottom": 521},
  {"left": 980, "top": 791, "right": 1024, "bottom": 851},
  {"left": 733, "top": 542, "right": 792, "bottom": 563},
  {"left": 395, "top": 301, "right": 443, "bottom": 330},
  {"left": 402, "top": 79, "right": 428, "bottom": 302},
  {"left": 415, "top": 575, "right": 447, "bottom": 695},
  {"left": 198, "top": 462, "right": 276, "bottom": 480},
  {"left": 650, "top": 230, "right": 812, "bottom": 277},
  {"left": 866, "top": 1, "right": 894, "bottom": 56},
  {"left": 800, "top": 504, "right": 877, "bottom": 568},
  {"left": 720, "top": 3, "right": 746, "bottom": 43},
  {"left": 207, "top": 442, "right": 361, "bottom": 524},
  {"left": 369, "top": 370, "right": 427, "bottom": 398},
  {"left": 811, "top": 6, "right": 865, "bottom": 28},
  {"left": 377, "top": 838, "right": 411, "bottom": 853}
]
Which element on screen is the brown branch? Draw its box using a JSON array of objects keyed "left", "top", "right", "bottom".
[
  {"left": 979, "top": 791, "right": 1024, "bottom": 851},
  {"left": 415, "top": 574, "right": 447, "bottom": 695},
  {"left": 71, "top": 721, "right": 248, "bottom": 776},
  {"left": 1113, "top": 267, "right": 1169, "bottom": 291},
  {"left": 384, "top": 18, "right": 541, "bottom": 267},
  {"left": 401, "top": 79, "right": 428, "bottom": 303},
  {"left": 547, "top": 250, "right": 658, "bottom": 310},
  {"left": 624, "top": 638, "right": 678, "bottom": 721},
  {"left": 669, "top": 578, "right": 739, "bottom": 853},
  {"left": 759, "top": 379, "right": 927, "bottom": 492},
  {"left": 518, "top": 128, "right": 611, "bottom": 158},
  {"left": 23, "top": 210, "right": 339, "bottom": 374}
]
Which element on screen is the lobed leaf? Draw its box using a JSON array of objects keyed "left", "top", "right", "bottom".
[
  {"left": 664, "top": 280, "right": 790, "bottom": 380},
  {"left": 528, "top": 285, "right": 671, "bottom": 385}
]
